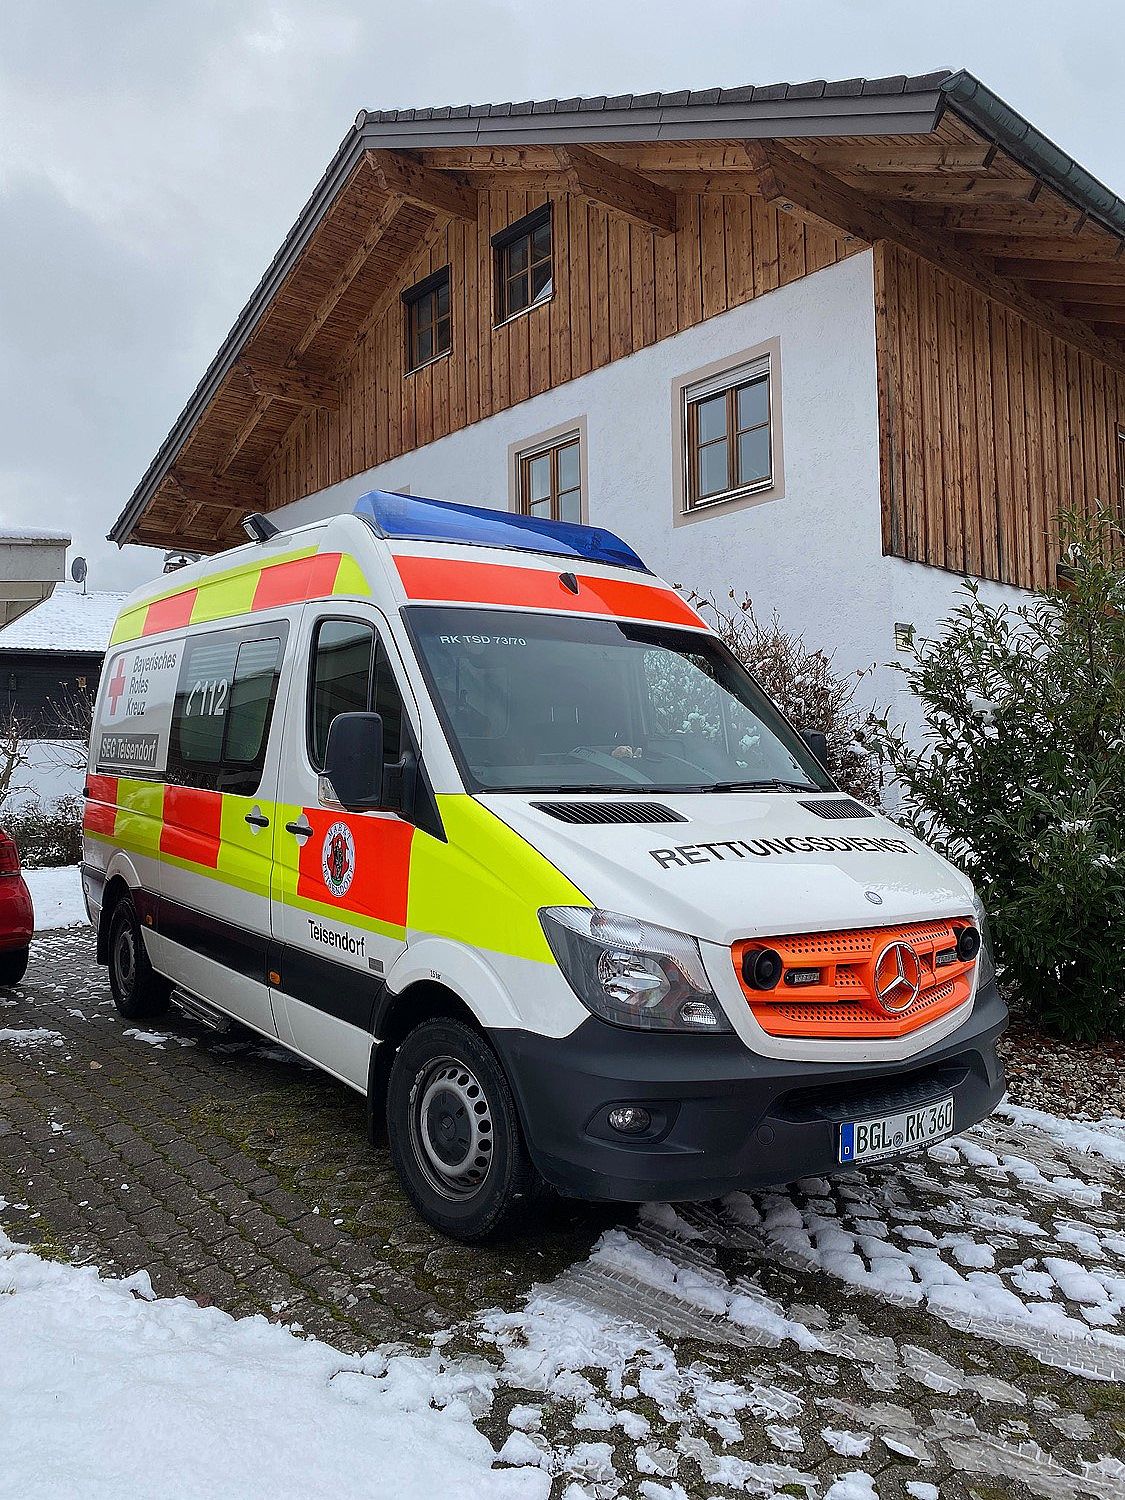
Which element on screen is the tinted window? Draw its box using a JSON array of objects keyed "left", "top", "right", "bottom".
[
  {"left": 308, "top": 617, "right": 405, "bottom": 769},
  {"left": 168, "top": 625, "right": 286, "bottom": 794},
  {"left": 309, "top": 619, "right": 375, "bottom": 768}
]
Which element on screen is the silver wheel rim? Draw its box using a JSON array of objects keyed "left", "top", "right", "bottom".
[
  {"left": 114, "top": 921, "right": 136, "bottom": 996},
  {"left": 408, "top": 1055, "right": 494, "bottom": 1201}
]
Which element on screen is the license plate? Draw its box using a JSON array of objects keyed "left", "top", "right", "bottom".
[{"left": 838, "top": 1095, "right": 954, "bottom": 1165}]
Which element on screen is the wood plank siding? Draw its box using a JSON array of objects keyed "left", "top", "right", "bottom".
[
  {"left": 876, "top": 242, "right": 1125, "bottom": 591},
  {"left": 260, "top": 189, "right": 854, "bottom": 511}
]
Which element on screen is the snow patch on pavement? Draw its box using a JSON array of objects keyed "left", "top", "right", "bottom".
[
  {"left": 0, "top": 1224, "right": 547, "bottom": 1500},
  {"left": 0, "top": 1027, "right": 63, "bottom": 1047}
]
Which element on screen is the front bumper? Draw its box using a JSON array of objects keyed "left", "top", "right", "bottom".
[{"left": 495, "top": 980, "right": 1008, "bottom": 1202}]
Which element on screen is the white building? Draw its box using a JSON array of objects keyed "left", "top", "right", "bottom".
[{"left": 110, "top": 72, "right": 1125, "bottom": 735}]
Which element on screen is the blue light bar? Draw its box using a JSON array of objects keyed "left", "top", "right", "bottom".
[{"left": 353, "top": 490, "right": 649, "bottom": 573}]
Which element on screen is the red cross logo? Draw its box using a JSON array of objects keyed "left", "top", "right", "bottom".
[{"left": 107, "top": 657, "right": 128, "bottom": 717}]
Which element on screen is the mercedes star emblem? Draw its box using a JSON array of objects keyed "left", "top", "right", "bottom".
[{"left": 873, "top": 940, "right": 923, "bottom": 1013}]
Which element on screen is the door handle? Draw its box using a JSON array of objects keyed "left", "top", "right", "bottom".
[
  {"left": 244, "top": 808, "right": 270, "bottom": 829},
  {"left": 285, "top": 815, "right": 313, "bottom": 840}
]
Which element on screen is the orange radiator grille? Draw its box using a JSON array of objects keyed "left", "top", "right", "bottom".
[{"left": 732, "top": 920, "right": 977, "bottom": 1038}]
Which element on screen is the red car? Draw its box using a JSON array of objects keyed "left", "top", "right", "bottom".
[{"left": 0, "top": 827, "right": 33, "bottom": 986}]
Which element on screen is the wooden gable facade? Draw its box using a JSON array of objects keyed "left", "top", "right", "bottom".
[{"left": 114, "top": 73, "right": 1125, "bottom": 595}]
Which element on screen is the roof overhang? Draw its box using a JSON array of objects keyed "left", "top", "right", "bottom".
[
  {"left": 110, "top": 69, "right": 1125, "bottom": 553},
  {"left": 0, "top": 530, "right": 70, "bottom": 630}
]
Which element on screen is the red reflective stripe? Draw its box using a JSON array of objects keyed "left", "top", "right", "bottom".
[
  {"left": 252, "top": 553, "right": 342, "bottom": 611},
  {"left": 161, "top": 786, "right": 222, "bottom": 868},
  {"left": 143, "top": 589, "right": 197, "bottom": 637},
  {"left": 297, "top": 809, "right": 414, "bottom": 929},
  {"left": 83, "top": 774, "right": 119, "bottom": 837},
  {"left": 394, "top": 555, "right": 702, "bottom": 627}
]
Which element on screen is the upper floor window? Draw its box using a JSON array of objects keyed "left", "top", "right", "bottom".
[
  {"left": 493, "top": 206, "right": 552, "bottom": 324},
  {"left": 403, "top": 267, "right": 451, "bottom": 372},
  {"left": 683, "top": 357, "right": 773, "bottom": 511},
  {"left": 518, "top": 431, "right": 582, "bottom": 524}
]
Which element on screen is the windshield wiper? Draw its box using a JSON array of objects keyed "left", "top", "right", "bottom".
[{"left": 701, "top": 779, "right": 818, "bottom": 793}]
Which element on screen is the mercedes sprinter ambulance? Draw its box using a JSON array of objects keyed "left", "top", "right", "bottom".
[{"left": 83, "top": 492, "right": 1006, "bottom": 1239}]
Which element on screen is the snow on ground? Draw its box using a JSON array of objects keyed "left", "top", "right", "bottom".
[
  {"left": 0, "top": 1223, "right": 547, "bottom": 1500},
  {"left": 24, "top": 865, "right": 86, "bottom": 930}
]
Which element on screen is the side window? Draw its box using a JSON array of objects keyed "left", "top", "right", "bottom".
[
  {"left": 309, "top": 619, "right": 375, "bottom": 769},
  {"left": 168, "top": 625, "right": 286, "bottom": 794},
  {"left": 308, "top": 617, "right": 407, "bottom": 769}
]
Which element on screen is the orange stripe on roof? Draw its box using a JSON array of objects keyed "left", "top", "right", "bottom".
[
  {"left": 143, "top": 589, "right": 196, "bottom": 637},
  {"left": 252, "top": 552, "right": 343, "bottom": 610},
  {"left": 394, "top": 555, "right": 703, "bottom": 628}
]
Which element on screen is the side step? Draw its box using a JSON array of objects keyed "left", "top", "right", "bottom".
[{"left": 171, "top": 987, "right": 232, "bottom": 1034}]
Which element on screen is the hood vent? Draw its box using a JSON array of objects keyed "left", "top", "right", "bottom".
[
  {"left": 532, "top": 801, "right": 686, "bottom": 825},
  {"left": 799, "top": 798, "right": 875, "bottom": 820}
]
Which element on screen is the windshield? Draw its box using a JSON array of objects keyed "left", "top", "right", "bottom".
[{"left": 407, "top": 606, "right": 833, "bottom": 794}]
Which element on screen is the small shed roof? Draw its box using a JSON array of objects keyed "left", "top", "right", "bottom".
[{"left": 0, "top": 588, "right": 128, "bottom": 655}]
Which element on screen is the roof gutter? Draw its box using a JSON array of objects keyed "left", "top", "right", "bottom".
[{"left": 940, "top": 70, "right": 1125, "bottom": 242}]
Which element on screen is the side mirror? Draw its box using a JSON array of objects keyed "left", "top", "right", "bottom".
[
  {"left": 800, "top": 728, "right": 829, "bottom": 767},
  {"left": 323, "top": 712, "right": 385, "bottom": 810}
]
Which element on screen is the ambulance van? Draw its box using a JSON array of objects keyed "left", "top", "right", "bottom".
[{"left": 83, "top": 492, "right": 1006, "bottom": 1239}]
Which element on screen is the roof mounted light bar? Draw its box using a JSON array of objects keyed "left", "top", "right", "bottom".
[{"left": 354, "top": 490, "right": 650, "bottom": 572}]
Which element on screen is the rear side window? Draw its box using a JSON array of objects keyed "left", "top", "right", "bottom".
[
  {"left": 308, "top": 617, "right": 405, "bottom": 769},
  {"left": 168, "top": 624, "right": 287, "bottom": 794}
]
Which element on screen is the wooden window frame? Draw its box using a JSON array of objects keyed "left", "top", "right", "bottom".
[
  {"left": 681, "top": 356, "right": 774, "bottom": 512},
  {"left": 402, "top": 265, "right": 452, "bottom": 374},
  {"left": 516, "top": 429, "right": 583, "bottom": 524},
  {"left": 1117, "top": 425, "right": 1125, "bottom": 522},
  {"left": 492, "top": 205, "right": 553, "bottom": 326}
]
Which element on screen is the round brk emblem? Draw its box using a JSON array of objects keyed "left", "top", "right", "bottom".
[{"left": 321, "top": 821, "right": 356, "bottom": 899}]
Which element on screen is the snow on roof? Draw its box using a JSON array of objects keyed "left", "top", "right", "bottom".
[{"left": 0, "top": 588, "right": 127, "bottom": 654}]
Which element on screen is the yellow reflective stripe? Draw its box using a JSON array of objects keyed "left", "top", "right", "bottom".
[
  {"left": 109, "top": 545, "right": 373, "bottom": 645},
  {"left": 113, "top": 778, "right": 163, "bottom": 857},
  {"left": 407, "top": 796, "right": 590, "bottom": 964}
]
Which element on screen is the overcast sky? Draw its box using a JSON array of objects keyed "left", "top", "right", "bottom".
[{"left": 1, "top": 0, "right": 1122, "bottom": 593}]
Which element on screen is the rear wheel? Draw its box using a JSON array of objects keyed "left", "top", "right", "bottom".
[
  {"left": 108, "top": 896, "right": 170, "bottom": 1020},
  {"left": 386, "top": 1018, "right": 537, "bottom": 1241},
  {"left": 0, "top": 946, "right": 29, "bottom": 987}
]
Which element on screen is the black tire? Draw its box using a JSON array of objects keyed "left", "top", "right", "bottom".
[
  {"left": 0, "top": 945, "right": 29, "bottom": 987},
  {"left": 107, "top": 896, "right": 170, "bottom": 1020},
  {"left": 386, "top": 1018, "right": 538, "bottom": 1241}
]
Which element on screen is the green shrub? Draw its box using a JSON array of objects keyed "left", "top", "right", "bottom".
[
  {"left": 3, "top": 794, "right": 83, "bottom": 868},
  {"left": 867, "top": 510, "right": 1125, "bottom": 1040},
  {"left": 694, "top": 591, "right": 882, "bottom": 805}
]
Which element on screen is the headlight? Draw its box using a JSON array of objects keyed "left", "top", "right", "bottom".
[
  {"left": 539, "top": 907, "right": 731, "bottom": 1033},
  {"left": 971, "top": 893, "right": 996, "bottom": 990}
]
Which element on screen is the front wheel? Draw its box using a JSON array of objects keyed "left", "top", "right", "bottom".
[
  {"left": 107, "top": 897, "right": 170, "bottom": 1020},
  {"left": 386, "top": 1018, "right": 538, "bottom": 1241}
]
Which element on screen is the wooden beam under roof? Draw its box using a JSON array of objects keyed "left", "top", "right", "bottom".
[
  {"left": 961, "top": 232, "right": 1124, "bottom": 262},
  {"left": 166, "top": 468, "right": 264, "bottom": 511},
  {"left": 794, "top": 141, "right": 995, "bottom": 172},
  {"left": 995, "top": 257, "right": 1125, "bottom": 283},
  {"left": 552, "top": 145, "right": 677, "bottom": 235},
  {"left": 745, "top": 140, "right": 1125, "bottom": 375},
  {"left": 364, "top": 149, "right": 477, "bottom": 221},
  {"left": 836, "top": 171, "right": 1040, "bottom": 203},
  {"left": 908, "top": 203, "right": 1084, "bottom": 234},
  {"left": 293, "top": 193, "right": 403, "bottom": 359},
  {"left": 1068, "top": 303, "right": 1125, "bottom": 324},
  {"left": 240, "top": 361, "right": 340, "bottom": 409}
]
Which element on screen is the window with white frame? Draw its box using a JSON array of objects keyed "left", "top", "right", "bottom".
[{"left": 682, "top": 356, "right": 773, "bottom": 511}]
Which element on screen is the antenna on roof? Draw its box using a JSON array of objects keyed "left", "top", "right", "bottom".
[
  {"left": 242, "top": 512, "right": 279, "bottom": 543},
  {"left": 70, "top": 556, "right": 87, "bottom": 595}
]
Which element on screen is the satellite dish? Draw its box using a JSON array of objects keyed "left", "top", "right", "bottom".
[{"left": 70, "top": 556, "right": 88, "bottom": 584}]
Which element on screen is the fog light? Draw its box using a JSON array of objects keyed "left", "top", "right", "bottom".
[
  {"left": 608, "top": 1105, "right": 652, "bottom": 1135},
  {"left": 956, "top": 926, "right": 982, "bottom": 962},
  {"left": 743, "top": 947, "right": 783, "bottom": 990}
]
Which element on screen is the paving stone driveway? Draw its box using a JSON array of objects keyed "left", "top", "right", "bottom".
[
  {"left": 0, "top": 928, "right": 618, "bottom": 1353},
  {"left": 5, "top": 927, "right": 1125, "bottom": 1500}
]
